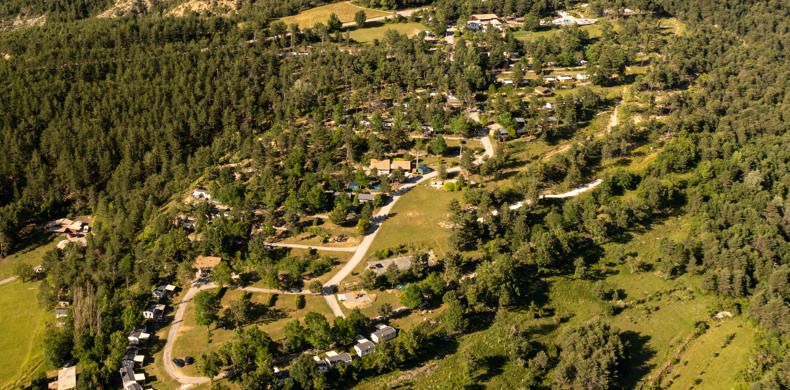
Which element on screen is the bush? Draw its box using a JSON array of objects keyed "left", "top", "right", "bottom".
[
  {"left": 296, "top": 295, "right": 306, "bottom": 309},
  {"left": 264, "top": 293, "right": 277, "bottom": 307}
]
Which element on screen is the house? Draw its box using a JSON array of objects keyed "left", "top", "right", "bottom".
[
  {"left": 514, "top": 117, "right": 526, "bottom": 126},
  {"left": 314, "top": 356, "right": 329, "bottom": 373},
  {"left": 354, "top": 339, "right": 376, "bottom": 357},
  {"left": 153, "top": 282, "right": 176, "bottom": 300},
  {"left": 535, "top": 86, "right": 552, "bottom": 97},
  {"left": 357, "top": 193, "right": 376, "bottom": 204},
  {"left": 57, "top": 366, "right": 77, "bottom": 390},
  {"left": 467, "top": 14, "right": 501, "bottom": 31},
  {"left": 558, "top": 75, "right": 575, "bottom": 83},
  {"left": 367, "top": 256, "right": 413, "bottom": 276},
  {"left": 391, "top": 160, "right": 412, "bottom": 172},
  {"left": 576, "top": 73, "right": 589, "bottom": 80},
  {"left": 176, "top": 215, "right": 197, "bottom": 230},
  {"left": 128, "top": 325, "right": 150, "bottom": 345},
  {"left": 194, "top": 255, "right": 222, "bottom": 277},
  {"left": 120, "top": 366, "right": 145, "bottom": 390},
  {"left": 325, "top": 351, "right": 353, "bottom": 368},
  {"left": 446, "top": 95, "right": 462, "bottom": 108},
  {"left": 370, "top": 159, "right": 392, "bottom": 175},
  {"left": 544, "top": 76, "right": 557, "bottom": 83},
  {"left": 371, "top": 324, "right": 397, "bottom": 343},
  {"left": 122, "top": 347, "right": 145, "bottom": 368},
  {"left": 142, "top": 302, "right": 165, "bottom": 320},
  {"left": 416, "top": 165, "right": 432, "bottom": 175},
  {"left": 55, "top": 301, "right": 69, "bottom": 326},
  {"left": 192, "top": 188, "right": 211, "bottom": 200}
]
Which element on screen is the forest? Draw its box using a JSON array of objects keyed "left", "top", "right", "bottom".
[{"left": 1, "top": 0, "right": 790, "bottom": 388}]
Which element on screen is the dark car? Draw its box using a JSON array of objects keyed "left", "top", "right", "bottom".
[
  {"left": 172, "top": 358, "right": 185, "bottom": 368},
  {"left": 184, "top": 356, "right": 194, "bottom": 365},
  {"left": 157, "top": 317, "right": 169, "bottom": 324}
]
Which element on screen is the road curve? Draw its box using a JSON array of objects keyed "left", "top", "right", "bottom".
[
  {"left": 163, "top": 135, "right": 493, "bottom": 383},
  {"left": 162, "top": 281, "right": 313, "bottom": 384}
]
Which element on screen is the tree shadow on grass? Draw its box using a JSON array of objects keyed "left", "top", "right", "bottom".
[
  {"left": 619, "top": 330, "right": 656, "bottom": 389},
  {"left": 258, "top": 308, "right": 290, "bottom": 325}
]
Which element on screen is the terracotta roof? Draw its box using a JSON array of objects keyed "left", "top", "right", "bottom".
[{"left": 194, "top": 255, "right": 222, "bottom": 269}]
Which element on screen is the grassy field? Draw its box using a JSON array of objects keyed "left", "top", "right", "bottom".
[
  {"left": 513, "top": 24, "right": 602, "bottom": 42},
  {"left": 349, "top": 22, "right": 425, "bottom": 43},
  {"left": 0, "top": 280, "right": 48, "bottom": 388},
  {"left": 0, "top": 234, "right": 60, "bottom": 279},
  {"left": 280, "top": 1, "right": 390, "bottom": 29},
  {"left": 663, "top": 317, "right": 754, "bottom": 389},
  {"left": 364, "top": 183, "right": 462, "bottom": 259},
  {"left": 171, "top": 289, "right": 332, "bottom": 377},
  {"left": 351, "top": 215, "right": 730, "bottom": 389}
]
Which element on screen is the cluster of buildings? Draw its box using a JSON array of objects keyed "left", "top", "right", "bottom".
[
  {"left": 369, "top": 159, "right": 413, "bottom": 175},
  {"left": 119, "top": 281, "right": 175, "bottom": 389},
  {"left": 315, "top": 324, "right": 399, "bottom": 373}
]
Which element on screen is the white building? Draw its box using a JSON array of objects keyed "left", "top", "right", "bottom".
[
  {"left": 371, "top": 324, "right": 397, "bottom": 343},
  {"left": 354, "top": 339, "right": 376, "bottom": 357}
]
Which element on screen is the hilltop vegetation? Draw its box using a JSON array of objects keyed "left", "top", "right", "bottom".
[{"left": 2, "top": 0, "right": 790, "bottom": 388}]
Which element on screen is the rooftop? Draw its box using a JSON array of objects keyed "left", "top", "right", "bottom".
[
  {"left": 57, "top": 366, "right": 77, "bottom": 390},
  {"left": 194, "top": 255, "right": 222, "bottom": 269}
]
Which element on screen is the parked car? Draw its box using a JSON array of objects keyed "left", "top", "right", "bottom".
[
  {"left": 185, "top": 356, "right": 194, "bottom": 365},
  {"left": 172, "top": 358, "right": 185, "bottom": 368}
]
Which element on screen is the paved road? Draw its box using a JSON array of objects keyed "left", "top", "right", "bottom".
[
  {"left": 265, "top": 242, "right": 357, "bottom": 252},
  {"left": 162, "top": 280, "right": 313, "bottom": 384},
  {"left": 322, "top": 134, "right": 492, "bottom": 317},
  {"left": 163, "top": 135, "right": 494, "bottom": 383},
  {"left": 320, "top": 167, "right": 461, "bottom": 317}
]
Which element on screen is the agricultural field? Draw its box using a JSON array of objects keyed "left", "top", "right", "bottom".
[
  {"left": 349, "top": 22, "right": 426, "bottom": 43},
  {"left": 280, "top": 2, "right": 391, "bottom": 29}
]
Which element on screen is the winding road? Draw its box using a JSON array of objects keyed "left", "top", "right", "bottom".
[{"left": 161, "top": 135, "right": 492, "bottom": 385}]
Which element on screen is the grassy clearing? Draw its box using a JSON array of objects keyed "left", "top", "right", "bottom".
[
  {"left": 0, "top": 280, "right": 47, "bottom": 388},
  {"left": 171, "top": 289, "right": 332, "bottom": 377},
  {"left": 349, "top": 22, "right": 426, "bottom": 43},
  {"left": 513, "top": 24, "right": 602, "bottom": 42},
  {"left": 356, "top": 216, "right": 718, "bottom": 388},
  {"left": 280, "top": 2, "right": 390, "bottom": 29},
  {"left": 663, "top": 317, "right": 754, "bottom": 389},
  {"left": 364, "top": 183, "right": 462, "bottom": 260},
  {"left": 0, "top": 234, "right": 60, "bottom": 279}
]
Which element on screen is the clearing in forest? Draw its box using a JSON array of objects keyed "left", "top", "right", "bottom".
[{"left": 280, "top": 2, "right": 391, "bottom": 29}]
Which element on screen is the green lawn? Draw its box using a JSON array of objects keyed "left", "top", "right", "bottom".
[
  {"left": 171, "top": 289, "right": 332, "bottom": 377},
  {"left": 364, "top": 183, "right": 462, "bottom": 259},
  {"left": 280, "top": 1, "right": 391, "bottom": 29},
  {"left": 0, "top": 234, "right": 61, "bottom": 279},
  {"left": 513, "top": 24, "right": 602, "bottom": 42},
  {"left": 349, "top": 22, "right": 426, "bottom": 43},
  {"left": 0, "top": 280, "right": 48, "bottom": 388}
]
